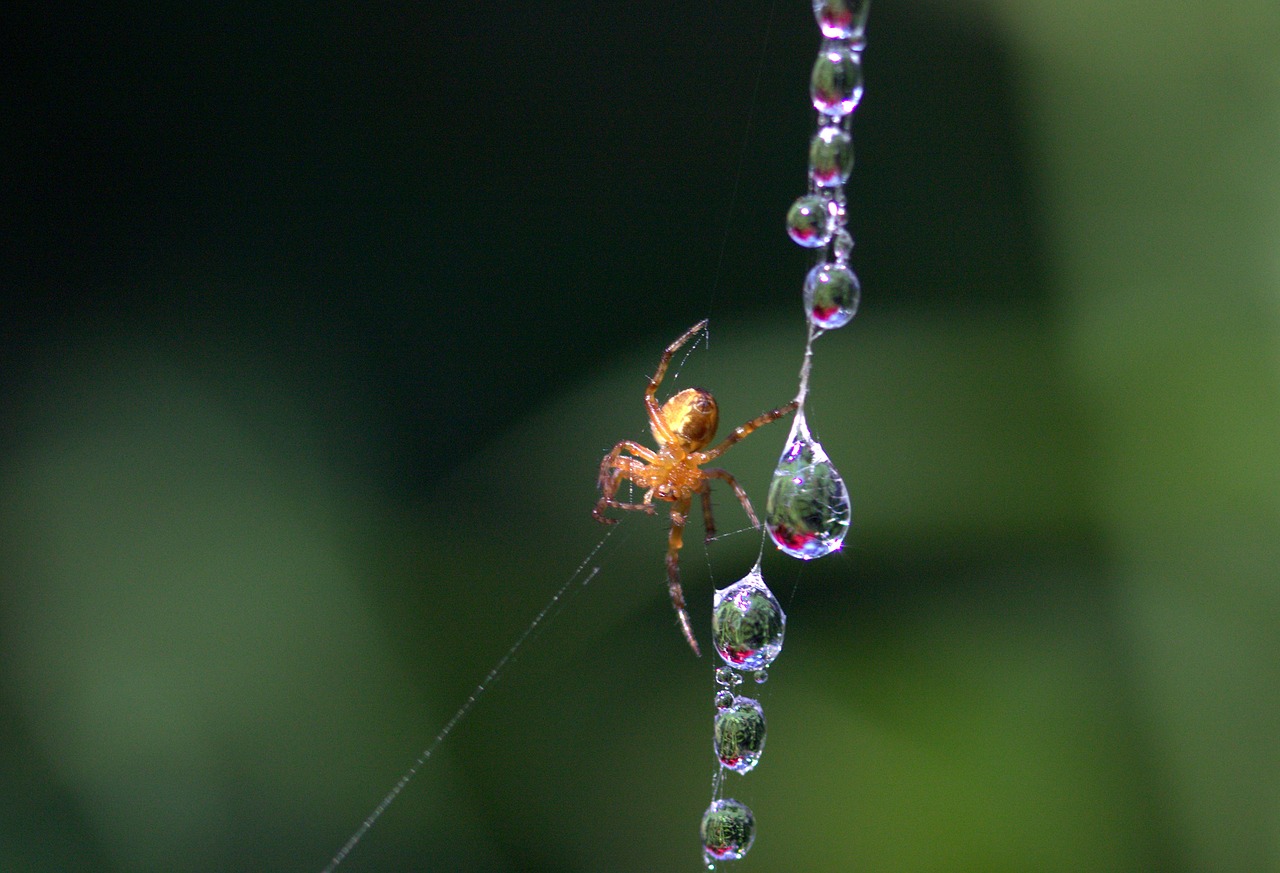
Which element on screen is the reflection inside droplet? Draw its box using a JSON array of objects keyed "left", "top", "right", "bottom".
[
  {"left": 765, "top": 409, "right": 851, "bottom": 559},
  {"left": 714, "top": 696, "right": 767, "bottom": 774},
  {"left": 712, "top": 566, "right": 786, "bottom": 671},
  {"left": 803, "top": 261, "right": 860, "bottom": 330},
  {"left": 701, "top": 798, "right": 756, "bottom": 863}
]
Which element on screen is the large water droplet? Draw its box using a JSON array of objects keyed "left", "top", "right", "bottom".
[
  {"left": 811, "top": 42, "right": 864, "bottom": 118},
  {"left": 712, "top": 567, "right": 785, "bottom": 670},
  {"left": 812, "top": 0, "right": 870, "bottom": 41},
  {"left": 701, "top": 798, "right": 756, "bottom": 863},
  {"left": 786, "top": 194, "right": 833, "bottom": 248},
  {"left": 766, "top": 410, "right": 851, "bottom": 559},
  {"left": 803, "top": 261, "right": 860, "bottom": 330},
  {"left": 809, "top": 124, "right": 854, "bottom": 188},
  {"left": 714, "top": 696, "right": 767, "bottom": 774}
]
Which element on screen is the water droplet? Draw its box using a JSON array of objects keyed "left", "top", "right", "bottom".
[
  {"left": 714, "top": 696, "right": 767, "bottom": 774},
  {"left": 752, "top": 669, "right": 769, "bottom": 685},
  {"left": 766, "top": 410, "right": 851, "bottom": 559},
  {"left": 803, "top": 261, "right": 860, "bottom": 330},
  {"left": 714, "top": 666, "right": 738, "bottom": 687},
  {"left": 811, "top": 42, "right": 864, "bottom": 118},
  {"left": 712, "top": 567, "right": 786, "bottom": 670},
  {"left": 786, "top": 194, "right": 832, "bottom": 248},
  {"left": 809, "top": 125, "right": 854, "bottom": 188},
  {"left": 812, "top": 0, "right": 870, "bottom": 41},
  {"left": 715, "top": 689, "right": 735, "bottom": 710},
  {"left": 701, "top": 798, "right": 756, "bottom": 862},
  {"left": 834, "top": 228, "right": 855, "bottom": 262}
]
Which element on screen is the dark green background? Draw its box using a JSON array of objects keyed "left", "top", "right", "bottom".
[{"left": 3, "top": 2, "right": 1278, "bottom": 871}]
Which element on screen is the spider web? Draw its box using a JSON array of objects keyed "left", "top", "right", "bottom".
[
  {"left": 317, "top": 0, "right": 788, "bottom": 859},
  {"left": 317, "top": 326, "right": 776, "bottom": 872}
]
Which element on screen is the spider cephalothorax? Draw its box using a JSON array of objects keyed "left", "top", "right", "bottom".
[{"left": 593, "top": 320, "right": 798, "bottom": 655}]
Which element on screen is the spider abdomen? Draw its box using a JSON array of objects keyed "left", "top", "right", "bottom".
[{"left": 655, "top": 387, "right": 719, "bottom": 452}]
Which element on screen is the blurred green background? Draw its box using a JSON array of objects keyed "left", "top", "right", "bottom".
[{"left": 3, "top": 1, "right": 1278, "bottom": 870}]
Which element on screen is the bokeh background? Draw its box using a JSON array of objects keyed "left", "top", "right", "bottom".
[{"left": 4, "top": 1, "right": 1279, "bottom": 870}]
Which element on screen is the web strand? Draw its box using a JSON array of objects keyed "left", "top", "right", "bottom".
[
  {"left": 704, "top": 0, "right": 778, "bottom": 316},
  {"left": 319, "top": 535, "right": 612, "bottom": 872}
]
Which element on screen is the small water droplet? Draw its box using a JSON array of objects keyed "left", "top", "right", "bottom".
[
  {"left": 701, "top": 798, "right": 756, "bottom": 863},
  {"left": 714, "top": 666, "right": 737, "bottom": 687},
  {"left": 712, "top": 567, "right": 786, "bottom": 670},
  {"left": 811, "top": 42, "right": 864, "bottom": 118},
  {"left": 766, "top": 410, "right": 851, "bottom": 560},
  {"left": 809, "top": 124, "right": 854, "bottom": 188},
  {"left": 715, "top": 689, "right": 735, "bottom": 710},
  {"left": 812, "top": 0, "right": 870, "bottom": 41},
  {"left": 786, "top": 194, "right": 833, "bottom": 248},
  {"left": 834, "top": 229, "right": 855, "bottom": 262},
  {"left": 803, "top": 261, "right": 860, "bottom": 330},
  {"left": 714, "top": 696, "right": 767, "bottom": 774},
  {"left": 752, "top": 669, "right": 769, "bottom": 685}
]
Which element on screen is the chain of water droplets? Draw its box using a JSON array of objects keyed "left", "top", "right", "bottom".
[{"left": 699, "top": 1, "right": 866, "bottom": 866}]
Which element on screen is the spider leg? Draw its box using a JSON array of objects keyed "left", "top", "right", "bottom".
[
  {"left": 593, "top": 476, "right": 660, "bottom": 517},
  {"left": 699, "top": 399, "right": 799, "bottom": 461},
  {"left": 645, "top": 320, "right": 708, "bottom": 445},
  {"left": 596, "top": 440, "right": 657, "bottom": 492},
  {"left": 599, "top": 495, "right": 659, "bottom": 516},
  {"left": 594, "top": 443, "right": 659, "bottom": 523},
  {"left": 665, "top": 494, "right": 701, "bottom": 656},
  {"left": 700, "top": 480, "right": 717, "bottom": 543},
  {"left": 705, "top": 467, "right": 759, "bottom": 528}
]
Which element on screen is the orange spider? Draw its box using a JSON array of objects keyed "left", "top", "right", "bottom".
[{"left": 593, "top": 320, "right": 799, "bottom": 655}]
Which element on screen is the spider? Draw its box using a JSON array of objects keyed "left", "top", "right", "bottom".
[{"left": 593, "top": 320, "right": 798, "bottom": 656}]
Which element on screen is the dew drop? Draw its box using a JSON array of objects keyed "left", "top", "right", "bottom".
[
  {"left": 766, "top": 410, "right": 851, "bottom": 560},
  {"left": 714, "top": 696, "right": 767, "bottom": 774},
  {"left": 715, "top": 689, "right": 735, "bottom": 710},
  {"left": 834, "top": 228, "right": 855, "bottom": 262},
  {"left": 701, "top": 798, "right": 756, "bottom": 863},
  {"left": 803, "top": 261, "right": 861, "bottom": 330},
  {"left": 786, "top": 194, "right": 833, "bottom": 248},
  {"left": 811, "top": 42, "right": 864, "bottom": 118},
  {"left": 809, "top": 124, "right": 854, "bottom": 188},
  {"left": 752, "top": 669, "right": 769, "bottom": 685},
  {"left": 717, "top": 666, "right": 745, "bottom": 687},
  {"left": 812, "top": 0, "right": 870, "bottom": 41},
  {"left": 712, "top": 567, "right": 786, "bottom": 671}
]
